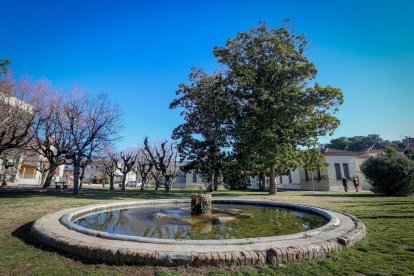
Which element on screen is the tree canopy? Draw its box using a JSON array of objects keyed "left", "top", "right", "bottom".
[
  {"left": 221, "top": 23, "right": 343, "bottom": 194},
  {"left": 326, "top": 134, "right": 383, "bottom": 152},
  {"left": 170, "top": 69, "right": 233, "bottom": 189}
]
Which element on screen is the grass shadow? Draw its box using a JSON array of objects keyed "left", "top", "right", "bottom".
[
  {"left": 357, "top": 215, "right": 414, "bottom": 220},
  {"left": 304, "top": 193, "right": 380, "bottom": 198},
  {"left": 11, "top": 221, "right": 104, "bottom": 264},
  {"left": 1, "top": 187, "right": 271, "bottom": 201},
  {"left": 11, "top": 220, "right": 36, "bottom": 246}
]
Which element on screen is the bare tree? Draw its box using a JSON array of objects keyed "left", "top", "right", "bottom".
[
  {"left": 133, "top": 148, "right": 154, "bottom": 191},
  {"left": 0, "top": 77, "right": 45, "bottom": 156},
  {"left": 143, "top": 137, "right": 177, "bottom": 193},
  {"left": 78, "top": 142, "right": 100, "bottom": 189},
  {"left": 110, "top": 149, "right": 138, "bottom": 191},
  {"left": 29, "top": 92, "right": 73, "bottom": 188},
  {"left": 64, "top": 89, "right": 121, "bottom": 195},
  {"left": 102, "top": 157, "right": 118, "bottom": 190},
  {"left": 151, "top": 166, "right": 164, "bottom": 190}
]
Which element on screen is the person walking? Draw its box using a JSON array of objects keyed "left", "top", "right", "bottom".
[
  {"left": 342, "top": 177, "right": 349, "bottom": 192},
  {"left": 353, "top": 177, "right": 360, "bottom": 192}
]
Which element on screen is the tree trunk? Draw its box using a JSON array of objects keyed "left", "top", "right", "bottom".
[
  {"left": 141, "top": 177, "right": 146, "bottom": 191},
  {"left": 213, "top": 172, "right": 218, "bottom": 191},
  {"left": 43, "top": 165, "right": 57, "bottom": 189},
  {"left": 311, "top": 171, "right": 315, "bottom": 194},
  {"left": 72, "top": 159, "right": 81, "bottom": 195},
  {"left": 109, "top": 175, "right": 114, "bottom": 190},
  {"left": 164, "top": 178, "right": 171, "bottom": 193},
  {"left": 259, "top": 172, "right": 265, "bottom": 191},
  {"left": 121, "top": 174, "right": 126, "bottom": 191},
  {"left": 207, "top": 173, "right": 214, "bottom": 192},
  {"left": 40, "top": 171, "right": 46, "bottom": 186},
  {"left": 79, "top": 168, "right": 85, "bottom": 189},
  {"left": 269, "top": 166, "right": 277, "bottom": 195}
]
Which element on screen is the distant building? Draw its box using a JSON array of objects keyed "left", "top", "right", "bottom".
[
  {"left": 173, "top": 161, "right": 205, "bottom": 188},
  {"left": 249, "top": 143, "right": 386, "bottom": 192}
]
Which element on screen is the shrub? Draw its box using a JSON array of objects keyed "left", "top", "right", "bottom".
[
  {"left": 361, "top": 148, "right": 414, "bottom": 196},
  {"left": 222, "top": 162, "right": 251, "bottom": 190}
]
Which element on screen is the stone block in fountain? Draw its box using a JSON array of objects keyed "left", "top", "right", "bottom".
[{"left": 191, "top": 193, "right": 212, "bottom": 215}]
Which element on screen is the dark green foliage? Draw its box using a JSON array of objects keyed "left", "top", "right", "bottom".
[
  {"left": 327, "top": 134, "right": 414, "bottom": 161},
  {"left": 214, "top": 22, "right": 343, "bottom": 194},
  {"left": 361, "top": 148, "right": 414, "bottom": 196},
  {"left": 170, "top": 69, "right": 233, "bottom": 189},
  {"left": 403, "top": 146, "right": 414, "bottom": 161},
  {"left": 327, "top": 134, "right": 383, "bottom": 151},
  {"left": 222, "top": 161, "right": 251, "bottom": 190},
  {"left": 171, "top": 22, "right": 343, "bottom": 194}
]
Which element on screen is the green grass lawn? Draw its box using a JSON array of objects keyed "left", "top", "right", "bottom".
[{"left": 0, "top": 188, "right": 413, "bottom": 275}]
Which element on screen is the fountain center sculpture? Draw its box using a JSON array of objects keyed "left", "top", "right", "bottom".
[{"left": 190, "top": 193, "right": 212, "bottom": 215}]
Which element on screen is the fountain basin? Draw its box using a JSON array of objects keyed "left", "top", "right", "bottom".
[{"left": 31, "top": 199, "right": 366, "bottom": 266}]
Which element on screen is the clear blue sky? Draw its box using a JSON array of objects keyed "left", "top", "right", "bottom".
[{"left": 1, "top": 0, "right": 413, "bottom": 148}]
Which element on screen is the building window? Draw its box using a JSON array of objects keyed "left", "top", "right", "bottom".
[
  {"left": 279, "top": 175, "right": 283, "bottom": 184},
  {"left": 343, "top": 164, "right": 350, "bottom": 179},
  {"left": 288, "top": 170, "right": 292, "bottom": 183},
  {"left": 20, "top": 167, "right": 36, "bottom": 179},
  {"left": 192, "top": 172, "right": 197, "bottom": 183},
  {"left": 305, "top": 170, "right": 309, "bottom": 181},
  {"left": 317, "top": 169, "right": 321, "bottom": 181},
  {"left": 176, "top": 174, "right": 186, "bottom": 184},
  {"left": 334, "top": 163, "right": 341, "bottom": 180}
]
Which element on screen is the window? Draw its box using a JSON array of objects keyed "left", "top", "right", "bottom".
[
  {"left": 334, "top": 163, "right": 341, "bottom": 180},
  {"left": 288, "top": 170, "right": 292, "bottom": 183},
  {"left": 279, "top": 175, "right": 283, "bottom": 184},
  {"left": 19, "top": 167, "right": 36, "bottom": 179},
  {"left": 343, "top": 164, "right": 350, "bottom": 179},
  {"left": 176, "top": 174, "right": 186, "bottom": 184},
  {"left": 192, "top": 172, "right": 197, "bottom": 183},
  {"left": 305, "top": 170, "right": 309, "bottom": 181},
  {"left": 317, "top": 169, "right": 321, "bottom": 181}
]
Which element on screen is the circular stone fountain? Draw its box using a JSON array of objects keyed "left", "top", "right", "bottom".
[{"left": 31, "top": 199, "right": 366, "bottom": 267}]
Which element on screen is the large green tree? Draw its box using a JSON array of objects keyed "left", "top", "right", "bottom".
[
  {"left": 214, "top": 23, "right": 343, "bottom": 194},
  {"left": 170, "top": 69, "right": 234, "bottom": 191}
]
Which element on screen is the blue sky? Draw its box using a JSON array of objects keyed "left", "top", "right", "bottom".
[{"left": 1, "top": 0, "right": 413, "bottom": 148}]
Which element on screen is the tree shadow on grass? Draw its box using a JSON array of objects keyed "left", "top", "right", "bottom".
[
  {"left": 356, "top": 215, "right": 414, "bottom": 220},
  {"left": 11, "top": 220, "right": 35, "bottom": 246},
  {"left": 12, "top": 221, "right": 104, "bottom": 264},
  {"left": 303, "top": 193, "right": 380, "bottom": 198},
  {"left": 0, "top": 188, "right": 271, "bottom": 201}
]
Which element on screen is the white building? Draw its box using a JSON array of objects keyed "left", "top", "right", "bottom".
[{"left": 249, "top": 144, "right": 385, "bottom": 192}]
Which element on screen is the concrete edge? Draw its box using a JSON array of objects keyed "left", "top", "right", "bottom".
[{"left": 31, "top": 199, "right": 366, "bottom": 267}]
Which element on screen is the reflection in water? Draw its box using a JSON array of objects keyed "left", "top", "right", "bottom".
[{"left": 74, "top": 204, "right": 326, "bottom": 240}]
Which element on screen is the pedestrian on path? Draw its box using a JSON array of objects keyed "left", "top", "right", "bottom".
[
  {"left": 353, "top": 177, "right": 360, "bottom": 192},
  {"left": 342, "top": 177, "right": 349, "bottom": 192}
]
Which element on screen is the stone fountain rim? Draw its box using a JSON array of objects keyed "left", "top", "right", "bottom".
[
  {"left": 31, "top": 198, "right": 366, "bottom": 266},
  {"left": 57, "top": 199, "right": 340, "bottom": 245}
]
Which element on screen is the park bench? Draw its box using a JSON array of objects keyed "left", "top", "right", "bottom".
[{"left": 55, "top": 180, "right": 69, "bottom": 190}]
